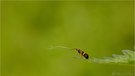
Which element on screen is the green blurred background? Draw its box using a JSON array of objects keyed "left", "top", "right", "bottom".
[{"left": 1, "top": 1, "right": 134, "bottom": 76}]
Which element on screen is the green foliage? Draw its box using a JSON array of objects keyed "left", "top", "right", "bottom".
[
  {"left": 49, "top": 46, "right": 135, "bottom": 65},
  {"left": 89, "top": 50, "right": 135, "bottom": 64}
]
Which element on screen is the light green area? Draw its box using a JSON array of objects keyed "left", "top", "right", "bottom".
[
  {"left": 89, "top": 50, "right": 135, "bottom": 64},
  {"left": 1, "top": 1, "right": 134, "bottom": 76}
]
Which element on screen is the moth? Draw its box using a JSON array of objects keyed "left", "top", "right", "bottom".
[{"left": 75, "top": 48, "right": 89, "bottom": 59}]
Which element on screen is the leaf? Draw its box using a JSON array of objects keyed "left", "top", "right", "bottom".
[{"left": 88, "top": 50, "right": 135, "bottom": 64}]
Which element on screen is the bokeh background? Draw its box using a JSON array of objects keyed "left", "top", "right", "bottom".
[{"left": 1, "top": 1, "right": 134, "bottom": 76}]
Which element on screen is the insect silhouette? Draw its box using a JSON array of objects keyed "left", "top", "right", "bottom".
[{"left": 75, "top": 48, "right": 89, "bottom": 59}]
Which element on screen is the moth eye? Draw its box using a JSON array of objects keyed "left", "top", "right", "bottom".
[{"left": 76, "top": 49, "right": 81, "bottom": 53}]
